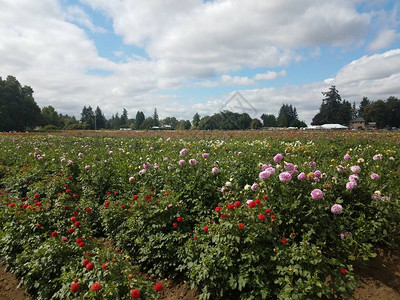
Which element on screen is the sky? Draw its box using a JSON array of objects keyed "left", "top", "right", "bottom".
[{"left": 1, "top": 0, "right": 400, "bottom": 125}]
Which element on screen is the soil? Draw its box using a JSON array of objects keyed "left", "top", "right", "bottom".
[
  {"left": 352, "top": 245, "right": 400, "bottom": 300},
  {"left": 0, "top": 264, "right": 30, "bottom": 300}
]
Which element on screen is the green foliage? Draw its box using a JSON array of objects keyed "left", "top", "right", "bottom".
[
  {"left": 312, "top": 85, "right": 352, "bottom": 126},
  {"left": 0, "top": 132, "right": 399, "bottom": 299},
  {"left": 0, "top": 75, "right": 41, "bottom": 131}
]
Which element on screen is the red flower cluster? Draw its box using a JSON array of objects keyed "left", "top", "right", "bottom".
[
  {"left": 131, "top": 289, "right": 140, "bottom": 298},
  {"left": 238, "top": 223, "right": 245, "bottom": 230},
  {"left": 70, "top": 282, "right": 80, "bottom": 293},
  {"left": 91, "top": 282, "right": 102, "bottom": 291},
  {"left": 154, "top": 283, "right": 163, "bottom": 292},
  {"left": 258, "top": 214, "right": 266, "bottom": 221},
  {"left": 86, "top": 262, "right": 94, "bottom": 271}
]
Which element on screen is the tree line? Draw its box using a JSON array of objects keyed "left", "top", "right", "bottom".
[
  {"left": 1, "top": 76, "right": 399, "bottom": 131},
  {"left": 311, "top": 86, "right": 400, "bottom": 128}
]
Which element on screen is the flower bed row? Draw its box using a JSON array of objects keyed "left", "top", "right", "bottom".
[{"left": 0, "top": 131, "right": 399, "bottom": 299}]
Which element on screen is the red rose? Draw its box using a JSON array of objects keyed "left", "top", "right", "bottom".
[
  {"left": 254, "top": 200, "right": 261, "bottom": 206},
  {"left": 70, "top": 283, "right": 80, "bottom": 293},
  {"left": 193, "top": 235, "right": 197, "bottom": 240},
  {"left": 68, "top": 228, "right": 75, "bottom": 234},
  {"left": 51, "top": 231, "right": 58, "bottom": 237},
  {"left": 9, "top": 203, "right": 15, "bottom": 208},
  {"left": 73, "top": 210, "right": 79, "bottom": 216},
  {"left": 227, "top": 204, "right": 234, "bottom": 210},
  {"left": 102, "top": 262, "right": 109, "bottom": 270},
  {"left": 34, "top": 193, "right": 39, "bottom": 198},
  {"left": 258, "top": 214, "right": 266, "bottom": 221},
  {"left": 154, "top": 283, "right": 163, "bottom": 292},
  {"left": 220, "top": 214, "right": 228, "bottom": 219},
  {"left": 248, "top": 201, "right": 256, "bottom": 208},
  {"left": 132, "top": 195, "right": 138, "bottom": 200},
  {"left": 234, "top": 201, "right": 241, "bottom": 208},
  {"left": 91, "top": 282, "right": 101, "bottom": 291},
  {"left": 203, "top": 226, "right": 209, "bottom": 232},
  {"left": 82, "top": 259, "right": 89, "bottom": 266},
  {"left": 265, "top": 208, "right": 271, "bottom": 214},
  {"left": 74, "top": 221, "right": 80, "bottom": 227},
  {"left": 76, "top": 238, "right": 83, "bottom": 244},
  {"left": 73, "top": 194, "right": 79, "bottom": 199},
  {"left": 131, "top": 289, "right": 140, "bottom": 299},
  {"left": 86, "top": 262, "right": 94, "bottom": 271},
  {"left": 65, "top": 189, "right": 71, "bottom": 194},
  {"left": 36, "top": 224, "right": 41, "bottom": 229},
  {"left": 104, "top": 201, "right": 110, "bottom": 209},
  {"left": 177, "top": 216, "right": 183, "bottom": 222},
  {"left": 238, "top": 223, "right": 245, "bottom": 230},
  {"left": 281, "top": 238, "right": 288, "bottom": 244},
  {"left": 85, "top": 207, "right": 91, "bottom": 213},
  {"left": 70, "top": 216, "right": 77, "bottom": 222},
  {"left": 61, "top": 237, "right": 68, "bottom": 242},
  {"left": 341, "top": 268, "right": 347, "bottom": 275},
  {"left": 79, "top": 242, "right": 85, "bottom": 247},
  {"left": 215, "top": 206, "right": 222, "bottom": 212},
  {"left": 172, "top": 222, "right": 178, "bottom": 228}
]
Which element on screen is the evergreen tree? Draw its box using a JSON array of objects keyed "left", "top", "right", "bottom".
[
  {"left": 95, "top": 106, "right": 106, "bottom": 129},
  {"left": 80, "top": 106, "right": 95, "bottom": 129},
  {"left": 135, "top": 111, "right": 145, "bottom": 129},
  {"left": 358, "top": 97, "right": 370, "bottom": 118},
  {"left": 192, "top": 113, "right": 200, "bottom": 128},
  {"left": 120, "top": 108, "right": 128, "bottom": 126},
  {"left": 153, "top": 108, "right": 159, "bottom": 127},
  {"left": 311, "top": 86, "right": 352, "bottom": 125}
]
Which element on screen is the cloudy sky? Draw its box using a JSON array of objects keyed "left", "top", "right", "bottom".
[{"left": 1, "top": 0, "right": 399, "bottom": 124}]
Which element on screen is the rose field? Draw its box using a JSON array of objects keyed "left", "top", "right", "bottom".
[{"left": 0, "top": 130, "right": 399, "bottom": 300}]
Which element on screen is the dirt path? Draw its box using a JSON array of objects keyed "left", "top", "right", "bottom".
[
  {"left": 353, "top": 245, "right": 400, "bottom": 300},
  {"left": 0, "top": 264, "right": 30, "bottom": 300}
]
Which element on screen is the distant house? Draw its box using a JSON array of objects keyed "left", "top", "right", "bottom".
[
  {"left": 366, "top": 122, "right": 377, "bottom": 130},
  {"left": 349, "top": 117, "right": 377, "bottom": 130},
  {"left": 349, "top": 117, "right": 366, "bottom": 130}
]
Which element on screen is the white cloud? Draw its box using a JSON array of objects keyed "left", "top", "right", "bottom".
[
  {"left": 334, "top": 49, "right": 400, "bottom": 85},
  {"left": 81, "top": 0, "right": 370, "bottom": 78},
  {"left": 64, "top": 5, "right": 107, "bottom": 34},
  {"left": 368, "top": 29, "right": 399, "bottom": 51},
  {"left": 191, "top": 49, "right": 400, "bottom": 124},
  {"left": 254, "top": 70, "right": 287, "bottom": 80},
  {"left": 198, "top": 75, "right": 256, "bottom": 87},
  {"left": 0, "top": 0, "right": 399, "bottom": 126}
]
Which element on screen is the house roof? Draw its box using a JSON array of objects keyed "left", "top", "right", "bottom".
[{"left": 350, "top": 117, "right": 365, "bottom": 123}]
